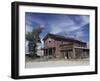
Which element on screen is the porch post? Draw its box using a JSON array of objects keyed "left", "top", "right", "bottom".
[
  {"left": 53, "top": 48, "right": 56, "bottom": 58},
  {"left": 44, "top": 49, "right": 46, "bottom": 56},
  {"left": 47, "top": 49, "right": 49, "bottom": 56},
  {"left": 64, "top": 51, "right": 67, "bottom": 59},
  {"left": 73, "top": 47, "right": 76, "bottom": 59},
  {"left": 46, "top": 49, "right": 49, "bottom": 60}
]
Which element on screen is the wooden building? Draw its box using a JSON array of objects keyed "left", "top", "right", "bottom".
[{"left": 43, "top": 33, "right": 89, "bottom": 59}]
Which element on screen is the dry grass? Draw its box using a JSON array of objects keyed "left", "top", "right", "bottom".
[{"left": 25, "top": 56, "right": 89, "bottom": 68}]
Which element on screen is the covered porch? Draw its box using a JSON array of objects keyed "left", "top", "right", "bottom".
[{"left": 60, "top": 44, "right": 89, "bottom": 59}]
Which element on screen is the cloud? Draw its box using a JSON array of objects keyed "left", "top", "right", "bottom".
[
  {"left": 75, "top": 31, "right": 84, "bottom": 37},
  {"left": 81, "top": 16, "right": 89, "bottom": 24},
  {"left": 26, "top": 24, "right": 33, "bottom": 33},
  {"left": 25, "top": 13, "right": 46, "bottom": 33},
  {"left": 49, "top": 15, "right": 89, "bottom": 35},
  {"left": 26, "top": 12, "right": 89, "bottom": 41}
]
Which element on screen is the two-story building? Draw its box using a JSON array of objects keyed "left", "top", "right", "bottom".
[{"left": 43, "top": 33, "right": 89, "bottom": 59}]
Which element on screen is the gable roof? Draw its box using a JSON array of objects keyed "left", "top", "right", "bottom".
[{"left": 43, "top": 33, "right": 86, "bottom": 44}]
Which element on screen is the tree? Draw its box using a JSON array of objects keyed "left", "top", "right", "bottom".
[{"left": 26, "top": 26, "right": 44, "bottom": 57}]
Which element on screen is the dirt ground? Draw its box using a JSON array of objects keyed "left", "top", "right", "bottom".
[{"left": 25, "top": 56, "right": 89, "bottom": 68}]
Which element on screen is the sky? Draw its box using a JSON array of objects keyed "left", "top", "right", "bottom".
[{"left": 25, "top": 12, "right": 89, "bottom": 43}]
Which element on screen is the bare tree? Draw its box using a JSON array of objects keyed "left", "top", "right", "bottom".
[{"left": 26, "top": 26, "right": 44, "bottom": 57}]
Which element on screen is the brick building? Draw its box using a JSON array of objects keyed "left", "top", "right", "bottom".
[{"left": 43, "top": 33, "right": 89, "bottom": 59}]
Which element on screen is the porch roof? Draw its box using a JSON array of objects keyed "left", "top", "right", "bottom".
[{"left": 42, "top": 47, "right": 56, "bottom": 50}]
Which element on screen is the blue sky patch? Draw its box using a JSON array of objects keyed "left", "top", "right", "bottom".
[{"left": 25, "top": 12, "right": 89, "bottom": 42}]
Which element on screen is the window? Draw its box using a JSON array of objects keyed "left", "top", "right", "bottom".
[{"left": 49, "top": 40, "right": 51, "bottom": 43}]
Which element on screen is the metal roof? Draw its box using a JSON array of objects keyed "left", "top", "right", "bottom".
[{"left": 43, "top": 33, "right": 86, "bottom": 44}]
